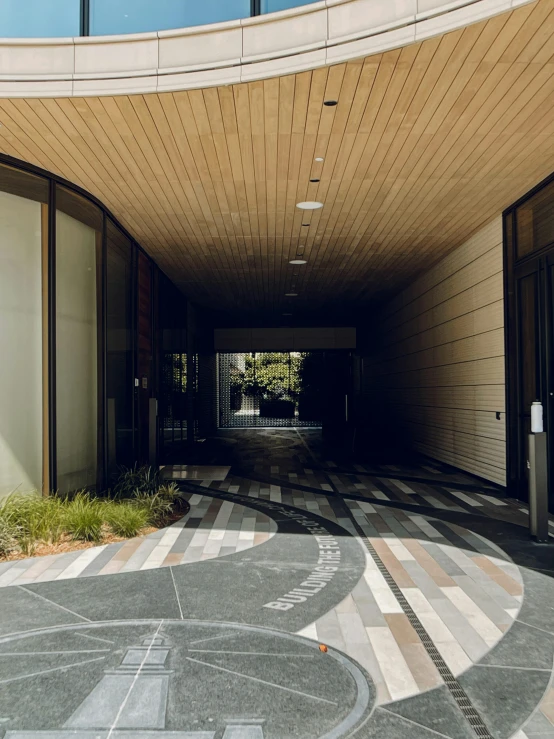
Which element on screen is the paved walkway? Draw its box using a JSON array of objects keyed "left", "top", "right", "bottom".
[
  {"left": 0, "top": 496, "right": 276, "bottom": 587},
  {"left": 0, "top": 429, "right": 553, "bottom": 739}
]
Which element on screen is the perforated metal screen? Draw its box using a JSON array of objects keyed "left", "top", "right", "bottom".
[{"left": 218, "top": 352, "right": 322, "bottom": 428}]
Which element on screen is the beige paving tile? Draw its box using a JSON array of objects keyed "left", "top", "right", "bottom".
[
  {"left": 384, "top": 613, "right": 420, "bottom": 645},
  {"left": 399, "top": 643, "right": 442, "bottom": 692},
  {"left": 402, "top": 538, "right": 456, "bottom": 587},
  {"left": 367, "top": 625, "right": 420, "bottom": 701},
  {"left": 541, "top": 688, "right": 554, "bottom": 725}
]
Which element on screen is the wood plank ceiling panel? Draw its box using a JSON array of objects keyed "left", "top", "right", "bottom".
[{"left": 0, "top": 0, "right": 553, "bottom": 323}]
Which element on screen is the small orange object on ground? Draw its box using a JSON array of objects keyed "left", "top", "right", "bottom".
[{"left": 319, "top": 644, "right": 328, "bottom": 653}]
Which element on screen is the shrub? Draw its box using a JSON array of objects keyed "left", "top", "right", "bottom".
[
  {"left": 103, "top": 502, "right": 149, "bottom": 538},
  {"left": 0, "top": 493, "right": 64, "bottom": 555},
  {"left": 111, "top": 465, "right": 162, "bottom": 500},
  {"left": 62, "top": 493, "right": 103, "bottom": 542},
  {"left": 0, "top": 516, "right": 21, "bottom": 557},
  {"left": 132, "top": 492, "right": 174, "bottom": 526}
]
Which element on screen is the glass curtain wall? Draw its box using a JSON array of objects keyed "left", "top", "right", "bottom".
[
  {"left": 0, "top": 166, "right": 48, "bottom": 497},
  {"left": 90, "top": 0, "right": 250, "bottom": 35},
  {"left": 505, "top": 172, "right": 554, "bottom": 508},
  {"left": 0, "top": 0, "right": 321, "bottom": 37},
  {"left": 0, "top": 154, "right": 197, "bottom": 498},
  {"left": 55, "top": 188, "right": 103, "bottom": 494},
  {"left": 0, "top": 0, "right": 80, "bottom": 37},
  {"left": 106, "top": 219, "right": 135, "bottom": 473},
  {"left": 260, "top": 0, "right": 319, "bottom": 12},
  {"left": 158, "top": 274, "right": 188, "bottom": 462}
]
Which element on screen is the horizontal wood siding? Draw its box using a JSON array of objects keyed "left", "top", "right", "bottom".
[{"left": 364, "top": 218, "right": 506, "bottom": 485}]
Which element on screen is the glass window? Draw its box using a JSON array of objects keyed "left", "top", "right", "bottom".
[
  {"left": 261, "top": 0, "right": 320, "bottom": 13},
  {"left": 516, "top": 179, "right": 554, "bottom": 260},
  {"left": 56, "top": 187, "right": 102, "bottom": 493},
  {"left": 0, "top": 0, "right": 80, "bottom": 38},
  {"left": 0, "top": 167, "right": 45, "bottom": 497},
  {"left": 90, "top": 0, "right": 250, "bottom": 36},
  {"left": 159, "top": 274, "right": 188, "bottom": 458},
  {"left": 106, "top": 220, "right": 135, "bottom": 471}
]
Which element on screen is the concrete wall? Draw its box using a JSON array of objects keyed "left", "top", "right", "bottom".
[{"left": 363, "top": 218, "right": 505, "bottom": 485}]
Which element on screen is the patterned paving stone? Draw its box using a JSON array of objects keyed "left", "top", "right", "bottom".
[
  {"left": 2, "top": 428, "right": 553, "bottom": 739},
  {"left": 0, "top": 496, "right": 276, "bottom": 588}
]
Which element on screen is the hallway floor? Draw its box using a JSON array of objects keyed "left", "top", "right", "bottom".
[{"left": 0, "top": 430, "right": 553, "bottom": 739}]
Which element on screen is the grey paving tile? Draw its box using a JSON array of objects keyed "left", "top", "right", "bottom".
[
  {"left": 480, "top": 619, "right": 554, "bottom": 670},
  {"left": 365, "top": 707, "right": 460, "bottom": 738},
  {"left": 171, "top": 526, "right": 198, "bottom": 553},
  {"left": 120, "top": 538, "right": 159, "bottom": 571},
  {"left": 0, "top": 585, "right": 85, "bottom": 635},
  {"left": 459, "top": 665, "right": 550, "bottom": 739},
  {"left": 402, "top": 561, "right": 446, "bottom": 600},
  {"left": 452, "top": 575, "right": 513, "bottom": 627},
  {"left": 523, "top": 708, "right": 554, "bottom": 736},
  {"left": 25, "top": 567, "right": 183, "bottom": 622},
  {"left": 517, "top": 568, "right": 554, "bottom": 636},
  {"left": 420, "top": 542, "right": 466, "bottom": 577},
  {"left": 78, "top": 543, "right": 123, "bottom": 577},
  {"left": 385, "top": 685, "right": 476, "bottom": 739},
  {"left": 429, "top": 597, "right": 489, "bottom": 661},
  {"left": 313, "top": 609, "right": 347, "bottom": 651}
]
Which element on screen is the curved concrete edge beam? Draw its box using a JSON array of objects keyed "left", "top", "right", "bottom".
[{"left": 0, "top": 0, "right": 537, "bottom": 98}]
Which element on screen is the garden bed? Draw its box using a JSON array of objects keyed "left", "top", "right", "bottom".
[{"left": 0, "top": 466, "right": 188, "bottom": 563}]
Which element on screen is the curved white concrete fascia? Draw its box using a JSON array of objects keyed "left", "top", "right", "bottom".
[{"left": 0, "top": 0, "right": 536, "bottom": 97}]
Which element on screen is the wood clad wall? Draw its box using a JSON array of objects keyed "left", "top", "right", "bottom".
[{"left": 363, "top": 218, "right": 505, "bottom": 485}]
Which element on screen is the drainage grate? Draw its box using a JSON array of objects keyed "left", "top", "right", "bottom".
[
  {"left": 293, "top": 427, "right": 495, "bottom": 738},
  {"left": 339, "top": 500, "right": 495, "bottom": 738}
]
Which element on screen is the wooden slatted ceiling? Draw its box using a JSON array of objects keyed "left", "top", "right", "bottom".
[{"left": 0, "top": 0, "right": 553, "bottom": 322}]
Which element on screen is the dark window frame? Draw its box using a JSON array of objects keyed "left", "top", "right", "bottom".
[
  {"left": 504, "top": 168, "right": 554, "bottom": 507},
  {"left": 0, "top": 151, "right": 177, "bottom": 495}
]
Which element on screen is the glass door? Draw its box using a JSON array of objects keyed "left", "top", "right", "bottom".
[{"left": 514, "top": 258, "right": 543, "bottom": 502}]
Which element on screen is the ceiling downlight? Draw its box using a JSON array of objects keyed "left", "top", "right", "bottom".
[{"left": 296, "top": 202, "right": 323, "bottom": 210}]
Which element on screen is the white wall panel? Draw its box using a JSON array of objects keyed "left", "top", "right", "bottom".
[{"left": 363, "top": 218, "right": 505, "bottom": 485}]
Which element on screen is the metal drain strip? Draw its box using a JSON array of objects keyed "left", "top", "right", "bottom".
[
  {"left": 353, "top": 527, "right": 493, "bottom": 738},
  {"left": 290, "top": 430, "right": 495, "bottom": 738}
]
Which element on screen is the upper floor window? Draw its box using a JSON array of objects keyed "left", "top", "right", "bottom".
[
  {"left": 90, "top": 0, "right": 251, "bottom": 36},
  {"left": 0, "top": 0, "right": 323, "bottom": 38},
  {"left": 0, "top": 0, "right": 80, "bottom": 37},
  {"left": 261, "top": 0, "right": 319, "bottom": 12}
]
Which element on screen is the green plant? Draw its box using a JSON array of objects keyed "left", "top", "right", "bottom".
[
  {"left": 240, "top": 352, "right": 302, "bottom": 401},
  {"left": 102, "top": 502, "right": 149, "bottom": 538},
  {"left": 0, "top": 516, "right": 21, "bottom": 557},
  {"left": 132, "top": 492, "right": 174, "bottom": 526},
  {"left": 62, "top": 493, "right": 103, "bottom": 542},
  {"left": 0, "top": 493, "right": 64, "bottom": 554},
  {"left": 111, "top": 465, "right": 163, "bottom": 500}
]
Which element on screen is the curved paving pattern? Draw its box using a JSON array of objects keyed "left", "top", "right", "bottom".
[
  {"left": 0, "top": 429, "right": 553, "bottom": 739},
  {"left": 0, "top": 495, "right": 277, "bottom": 587}
]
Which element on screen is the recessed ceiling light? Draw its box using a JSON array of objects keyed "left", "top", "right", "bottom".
[
  {"left": 296, "top": 201, "right": 323, "bottom": 210},
  {"left": 324, "top": 100, "right": 338, "bottom": 107},
  {"left": 285, "top": 293, "right": 298, "bottom": 297},
  {"left": 315, "top": 157, "right": 324, "bottom": 162},
  {"left": 310, "top": 178, "right": 320, "bottom": 183},
  {"left": 290, "top": 259, "right": 307, "bottom": 265}
]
